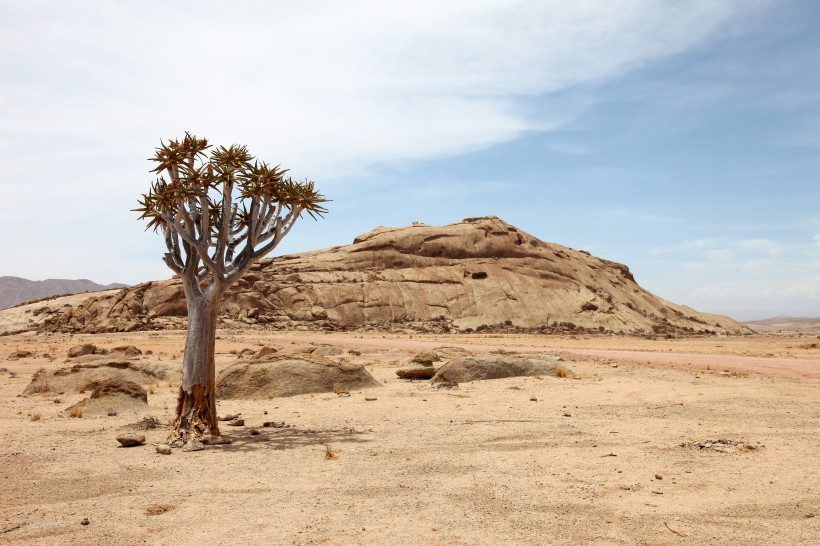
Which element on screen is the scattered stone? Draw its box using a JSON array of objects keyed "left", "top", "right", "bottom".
[
  {"left": 249, "top": 429, "right": 260, "bottom": 436},
  {"left": 365, "top": 397, "right": 377, "bottom": 401},
  {"left": 396, "top": 368, "right": 437, "bottom": 380},
  {"left": 530, "top": 396, "right": 538, "bottom": 402},
  {"left": 227, "top": 418, "right": 245, "bottom": 426},
  {"left": 655, "top": 474, "right": 663, "bottom": 480},
  {"left": 81, "top": 518, "right": 90, "bottom": 526},
  {"left": 218, "top": 414, "right": 239, "bottom": 421},
  {"left": 201, "top": 435, "right": 232, "bottom": 445},
  {"left": 432, "top": 380, "right": 459, "bottom": 390},
  {"left": 116, "top": 433, "right": 146, "bottom": 447},
  {"left": 155, "top": 444, "right": 172, "bottom": 455},
  {"left": 681, "top": 438, "right": 761, "bottom": 453},
  {"left": 263, "top": 421, "right": 285, "bottom": 428},
  {"left": 562, "top": 412, "right": 571, "bottom": 417},
  {"left": 182, "top": 439, "right": 205, "bottom": 452}
]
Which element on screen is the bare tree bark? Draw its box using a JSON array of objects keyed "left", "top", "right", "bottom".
[{"left": 171, "top": 284, "right": 223, "bottom": 442}]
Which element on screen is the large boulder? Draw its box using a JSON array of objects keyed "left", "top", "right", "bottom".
[
  {"left": 216, "top": 354, "right": 381, "bottom": 399},
  {"left": 23, "top": 361, "right": 173, "bottom": 396},
  {"left": 431, "top": 354, "right": 570, "bottom": 384},
  {"left": 66, "top": 379, "right": 150, "bottom": 417}
]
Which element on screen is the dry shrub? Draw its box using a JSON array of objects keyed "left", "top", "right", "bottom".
[
  {"left": 553, "top": 366, "right": 570, "bottom": 378},
  {"left": 69, "top": 406, "right": 83, "bottom": 418},
  {"left": 324, "top": 443, "right": 339, "bottom": 460},
  {"left": 145, "top": 503, "right": 175, "bottom": 516},
  {"left": 77, "top": 382, "right": 87, "bottom": 394},
  {"left": 148, "top": 385, "right": 155, "bottom": 394},
  {"left": 30, "top": 411, "right": 42, "bottom": 421}
]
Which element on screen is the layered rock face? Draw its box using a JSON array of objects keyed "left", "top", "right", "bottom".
[{"left": 33, "top": 216, "right": 744, "bottom": 335}]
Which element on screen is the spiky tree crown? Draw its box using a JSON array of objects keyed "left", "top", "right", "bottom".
[{"left": 135, "top": 133, "right": 327, "bottom": 287}]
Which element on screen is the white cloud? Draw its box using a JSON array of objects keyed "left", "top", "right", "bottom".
[
  {"left": 0, "top": 1, "right": 762, "bottom": 177},
  {"left": 0, "top": 0, "right": 769, "bottom": 282}
]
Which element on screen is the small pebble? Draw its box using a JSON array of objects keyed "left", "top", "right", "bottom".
[{"left": 155, "top": 444, "right": 172, "bottom": 455}]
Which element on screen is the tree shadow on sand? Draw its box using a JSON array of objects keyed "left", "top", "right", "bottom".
[{"left": 203, "top": 426, "right": 372, "bottom": 453}]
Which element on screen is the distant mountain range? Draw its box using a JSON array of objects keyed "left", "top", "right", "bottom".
[
  {"left": 742, "top": 316, "right": 820, "bottom": 333},
  {"left": 0, "top": 276, "right": 128, "bottom": 310}
]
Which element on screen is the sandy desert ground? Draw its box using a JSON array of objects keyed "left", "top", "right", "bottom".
[{"left": 1, "top": 329, "right": 818, "bottom": 545}]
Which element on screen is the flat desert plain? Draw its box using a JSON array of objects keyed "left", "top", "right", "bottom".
[{"left": 0, "top": 330, "right": 818, "bottom": 545}]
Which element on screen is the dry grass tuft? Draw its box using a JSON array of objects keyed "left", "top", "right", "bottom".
[
  {"left": 324, "top": 443, "right": 339, "bottom": 460},
  {"left": 148, "top": 385, "right": 156, "bottom": 394},
  {"left": 553, "top": 366, "right": 570, "bottom": 378},
  {"left": 77, "top": 382, "right": 87, "bottom": 394},
  {"left": 30, "top": 411, "right": 42, "bottom": 421},
  {"left": 145, "top": 503, "right": 175, "bottom": 516},
  {"left": 69, "top": 406, "right": 83, "bottom": 418}
]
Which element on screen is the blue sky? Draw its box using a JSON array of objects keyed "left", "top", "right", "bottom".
[{"left": 1, "top": 1, "right": 818, "bottom": 320}]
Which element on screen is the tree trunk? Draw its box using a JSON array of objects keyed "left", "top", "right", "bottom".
[{"left": 170, "top": 289, "right": 221, "bottom": 443}]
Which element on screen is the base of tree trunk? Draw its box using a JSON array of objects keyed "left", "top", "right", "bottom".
[{"left": 169, "top": 384, "right": 220, "bottom": 444}]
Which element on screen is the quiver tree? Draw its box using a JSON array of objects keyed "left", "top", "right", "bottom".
[{"left": 135, "top": 133, "right": 327, "bottom": 443}]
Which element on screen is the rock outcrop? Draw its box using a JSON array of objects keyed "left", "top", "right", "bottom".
[
  {"left": 21, "top": 217, "right": 745, "bottom": 335},
  {"left": 216, "top": 354, "right": 381, "bottom": 399}
]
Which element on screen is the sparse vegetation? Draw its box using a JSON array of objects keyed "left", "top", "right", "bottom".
[
  {"left": 324, "top": 443, "right": 339, "bottom": 460},
  {"left": 69, "top": 406, "right": 84, "bottom": 418},
  {"left": 30, "top": 411, "right": 42, "bottom": 421}
]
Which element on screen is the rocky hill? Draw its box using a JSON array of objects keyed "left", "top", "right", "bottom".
[
  {"left": 19, "top": 217, "right": 745, "bottom": 335},
  {"left": 743, "top": 316, "right": 820, "bottom": 334},
  {"left": 0, "top": 276, "right": 128, "bottom": 310}
]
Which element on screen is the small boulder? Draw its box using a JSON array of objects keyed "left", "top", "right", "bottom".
[
  {"left": 217, "top": 354, "right": 381, "bottom": 399},
  {"left": 201, "top": 436, "right": 232, "bottom": 445},
  {"left": 431, "top": 354, "right": 569, "bottom": 384},
  {"left": 182, "top": 439, "right": 205, "bottom": 452},
  {"left": 68, "top": 344, "right": 98, "bottom": 358},
  {"left": 311, "top": 345, "right": 343, "bottom": 357},
  {"left": 116, "top": 433, "right": 146, "bottom": 447},
  {"left": 91, "top": 379, "right": 147, "bottom": 403},
  {"left": 155, "top": 444, "right": 172, "bottom": 455},
  {"left": 7, "top": 350, "right": 34, "bottom": 360},
  {"left": 411, "top": 351, "right": 441, "bottom": 367},
  {"left": 109, "top": 345, "right": 142, "bottom": 358},
  {"left": 252, "top": 346, "right": 277, "bottom": 360},
  {"left": 396, "top": 368, "right": 437, "bottom": 380}
]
